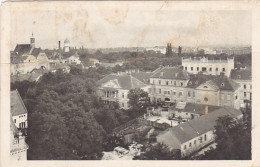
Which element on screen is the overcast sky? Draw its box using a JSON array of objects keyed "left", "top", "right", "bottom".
[{"left": 9, "top": 2, "right": 251, "bottom": 50}]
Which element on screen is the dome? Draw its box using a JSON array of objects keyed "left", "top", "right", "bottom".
[{"left": 64, "top": 38, "right": 70, "bottom": 44}]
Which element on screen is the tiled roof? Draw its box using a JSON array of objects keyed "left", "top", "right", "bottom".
[
  {"left": 13, "top": 44, "right": 32, "bottom": 56},
  {"left": 31, "top": 48, "right": 41, "bottom": 57},
  {"left": 131, "top": 72, "right": 154, "bottom": 84},
  {"left": 150, "top": 67, "right": 190, "bottom": 80},
  {"left": 11, "top": 90, "right": 28, "bottom": 116},
  {"left": 157, "top": 107, "right": 242, "bottom": 149},
  {"left": 230, "top": 69, "right": 252, "bottom": 81},
  {"left": 187, "top": 74, "right": 240, "bottom": 91},
  {"left": 97, "top": 74, "right": 147, "bottom": 90},
  {"left": 183, "top": 103, "right": 221, "bottom": 115}
]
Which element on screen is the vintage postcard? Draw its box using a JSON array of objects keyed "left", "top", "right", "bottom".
[{"left": 1, "top": 1, "right": 260, "bottom": 167}]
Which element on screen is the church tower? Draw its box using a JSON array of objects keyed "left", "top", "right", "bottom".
[{"left": 30, "top": 33, "right": 35, "bottom": 48}]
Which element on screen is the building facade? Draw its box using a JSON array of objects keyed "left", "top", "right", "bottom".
[
  {"left": 182, "top": 56, "right": 234, "bottom": 76},
  {"left": 11, "top": 90, "right": 28, "bottom": 129},
  {"left": 157, "top": 107, "right": 243, "bottom": 157},
  {"left": 97, "top": 74, "right": 150, "bottom": 109},
  {"left": 230, "top": 69, "right": 252, "bottom": 108},
  {"left": 149, "top": 67, "right": 240, "bottom": 109}
]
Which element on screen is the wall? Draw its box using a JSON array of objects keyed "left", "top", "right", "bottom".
[{"left": 12, "top": 113, "right": 28, "bottom": 129}]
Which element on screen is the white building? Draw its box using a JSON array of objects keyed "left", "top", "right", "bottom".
[
  {"left": 230, "top": 69, "right": 252, "bottom": 108},
  {"left": 64, "top": 38, "right": 70, "bottom": 52},
  {"left": 97, "top": 73, "right": 151, "bottom": 109},
  {"left": 182, "top": 56, "right": 234, "bottom": 77},
  {"left": 157, "top": 107, "right": 242, "bottom": 157},
  {"left": 67, "top": 52, "right": 81, "bottom": 64},
  {"left": 11, "top": 90, "right": 28, "bottom": 129}
]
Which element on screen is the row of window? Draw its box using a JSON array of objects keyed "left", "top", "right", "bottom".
[
  {"left": 152, "top": 80, "right": 185, "bottom": 87},
  {"left": 19, "top": 114, "right": 26, "bottom": 118},
  {"left": 185, "top": 66, "right": 225, "bottom": 72},
  {"left": 243, "top": 84, "right": 252, "bottom": 90},
  {"left": 184, "top": 134, "right": 207, "bottom": 150}
]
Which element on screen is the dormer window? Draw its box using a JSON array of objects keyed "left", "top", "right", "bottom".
[
  {"left": 203, "top": 86, "right": 208, "bottom": 88},
  {"left": 221, "top": 83, "right": 225, "bottom": 87}
]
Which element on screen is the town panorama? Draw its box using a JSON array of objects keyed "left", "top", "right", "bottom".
[{"left": 10, "top": 34, "right": 251, "bottom": 160}]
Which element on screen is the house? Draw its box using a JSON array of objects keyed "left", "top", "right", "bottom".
[
  {"left": 97, "top": 73, "right": 150, "bottom": 109},
  {"left": 230, "top": 69, "right": 252, "bottom": 108},
  {"left": 67, "top": 52, "right": 81, "bottom": 64},
  {"left": 182, "top": 55, "right": 234, "bottom": 76},
  {"left": 89, "top": 58, "right": 100, "bottom": 65},
  {"left": 149, "top": 66, "right": 190, "bottom": 103},
  {"left": 157, "top": 106, "right": 243, "bottom": 157},
  {"left": 11, "top": 90, "right": 28, "bottom": 129},
  {"left": 11, "top": 34, "right": 49, "bottom": 75},
  {"left": 186, "top": 74, "right": 240, "bottom": 109},
  {"left": 10, "top": 116, "right": 28, "bottom": 160},
  {"left": 170, "top": 102, "right": 221, "bottom": 120}
]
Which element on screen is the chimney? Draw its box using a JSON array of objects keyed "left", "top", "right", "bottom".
[
  {"left": 205, "top": 105, "right": 208, "bottom": 115},
  {"left": 58, "top": 41, "right": 61, "bottom": 50}
]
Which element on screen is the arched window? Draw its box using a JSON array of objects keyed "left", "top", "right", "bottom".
[{"left": 222, "top": 68, "right": 225, "bottom": 72}]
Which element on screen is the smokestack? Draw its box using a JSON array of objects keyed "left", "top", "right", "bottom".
[{"left": 58, "top": 41, "right": 61, "bottom": 50}]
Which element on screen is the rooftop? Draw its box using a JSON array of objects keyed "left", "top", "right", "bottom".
[
  {"left": 230, "top": 69, "right": 252, "bottom": 81},
  {"left": 157, "top": 106, "right": 242, "bottom": 150},
  {"left": 150, "top": 66, "right": 190, "bottom": 80},
  {"left": 97, "top": 74, "right": 148, "bottom": 90},
  {"left": 11, "top": 90, "right": 28, "bottom": 116}
]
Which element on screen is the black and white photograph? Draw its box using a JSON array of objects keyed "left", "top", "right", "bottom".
[{"left": 1, "top": 1, "right": 259, "bottom": 166}]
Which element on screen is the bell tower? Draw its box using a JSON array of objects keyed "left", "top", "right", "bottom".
[{"left": 30, "top": 32, "right": 35, "bottom": 48}]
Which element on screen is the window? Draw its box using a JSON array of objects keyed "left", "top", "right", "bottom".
[
  {"left": 235, "top": 95, "right": 238, "bottom": 100},
  {"left": 159, "top": 89, "right": 161, "bottom": 94},
  {"left": 159, "top": 80, "right": 161, "bottom": 85},
  {"left": 185, "top": 67, "right": 187, "bottom": 70},
  {"left": 122, "top": 103, "right": 124, "bottom": 107},
  {"left": 222, "top": 68, "right": 225, "bottom": 72},
  {"left": 216, "top": 68, "right": 218, "bottom": 71},
  {"left": 193, "top": 91, "right": 195, "bottom": 97},
  {"left": 179, "top": 92, "right": 183, "bottom": 97},
  {"left": 174, "top": 81, "right": 176, "bottom": 86},
  {"left": 14, "top": 119, "right": 16, "bottom": 123},
  {"left": 173, "top": 91, "right": 176, "bottom": 95},
  {"left": 191, "top": 67, "right": 193, "bottom": 71},
  {"left": 209, "top": 68, "right": 212, "bottom": 72},
  {"left": 188, "top": 91, "right": 191, "bottom": 97},
  {"left": 184, "top": 145, "right": 186, "bottom": 150},
  {"left": 244, "top": 84, "right": 247, "bottom": 89},
  {"left": 250, "top": 93, "right": 252, "bottom": 100},
  {"left": 227, "top": 95, "right": 231, "bottom": 100},
  {"left": 244, "top": 92, "right": 247, "bottom": 97},
  {"left": 189, "top": 142, "right": 192, "bottom": 147},
  {"left": 166, "top": 81, "right": 169, "bottom": 85},
  {"left": 204, "top": 97, "right": 208, "bottom": 102},
  {"left": 186, "top": 113, "right": 188, "bottom": 115},
  {"left": 202, "top": 67, "right": 206, "bottom": 71},
  {"left": 200, "top": 137, "right": 203, "bottom": 143},
  {"left": 197, "top": 67, "right": 199, "bottom": 71},
  {"left": 180, "top": 82, "right": 183, "bottom": 86},
  {"left": 122, "top": 93, "right": 124, "bottom": 98},
  {"left": 204, "top": 134, "right": 207, "bottom": 141}
]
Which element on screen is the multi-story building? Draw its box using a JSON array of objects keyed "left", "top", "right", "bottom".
[
  {"left": 149, "top": 67, "right": 240, "bottom": 109},
  {"left": 157, "top": 106, "right": 242, "bottom": 157},
  {"left": 11, "top": 34, "right": 49, "bottom": 75},
  {"left": 230, "top": 69, "right": 252, "bottom": 108},
  {"left": 182, "top": 56, "right": 234, "bottom": 76},
  {"left": 97, "top": 73, "right": 151, "bottom": 109},
  {"left": 11, "top": 90, "right": 28, "bottom": 129},
  {"left": 149, "top": 67, "right": 190, "bottom": 103}
]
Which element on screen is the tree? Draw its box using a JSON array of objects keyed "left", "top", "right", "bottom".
[
  {"left": 134, "top": 143, "right": 181, "bottom": 160},
  {"left": 166, "top": 43, "right": 173, "bottom": 57},
  {"left": 128, "top": 88, "right": 150, "bottom": 113}
]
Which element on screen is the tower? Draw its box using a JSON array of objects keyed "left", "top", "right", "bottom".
[{"left": 30, "top": 33, "right": 35, "bottom": 48}]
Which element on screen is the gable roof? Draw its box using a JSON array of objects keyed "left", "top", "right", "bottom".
[
  {"left": 13, "top": 44, "right": 32, "bottom": 56},
  {"left": 131, "top": 72, "right": 154, "bottom": 84},
  {"left": 230, "top": 69, "right": 252, "bottom": 81},
  {"left": 97, "top": 74, "right": 147, "bottom": 90},
  {"left": 157, "top": 107, "right": 242, "bottom": 148},
  {"left": 11, "top": 90, "right": 28, "bottom": 116},
  {"left": 183, "top": 103, "right": 221, "bottom": 115},
  {"left": 150, "top": 67, "right": 190, "bottom": 80},
  {"left": 187, "top": 74, "right": 239, "bottom": 91}
]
